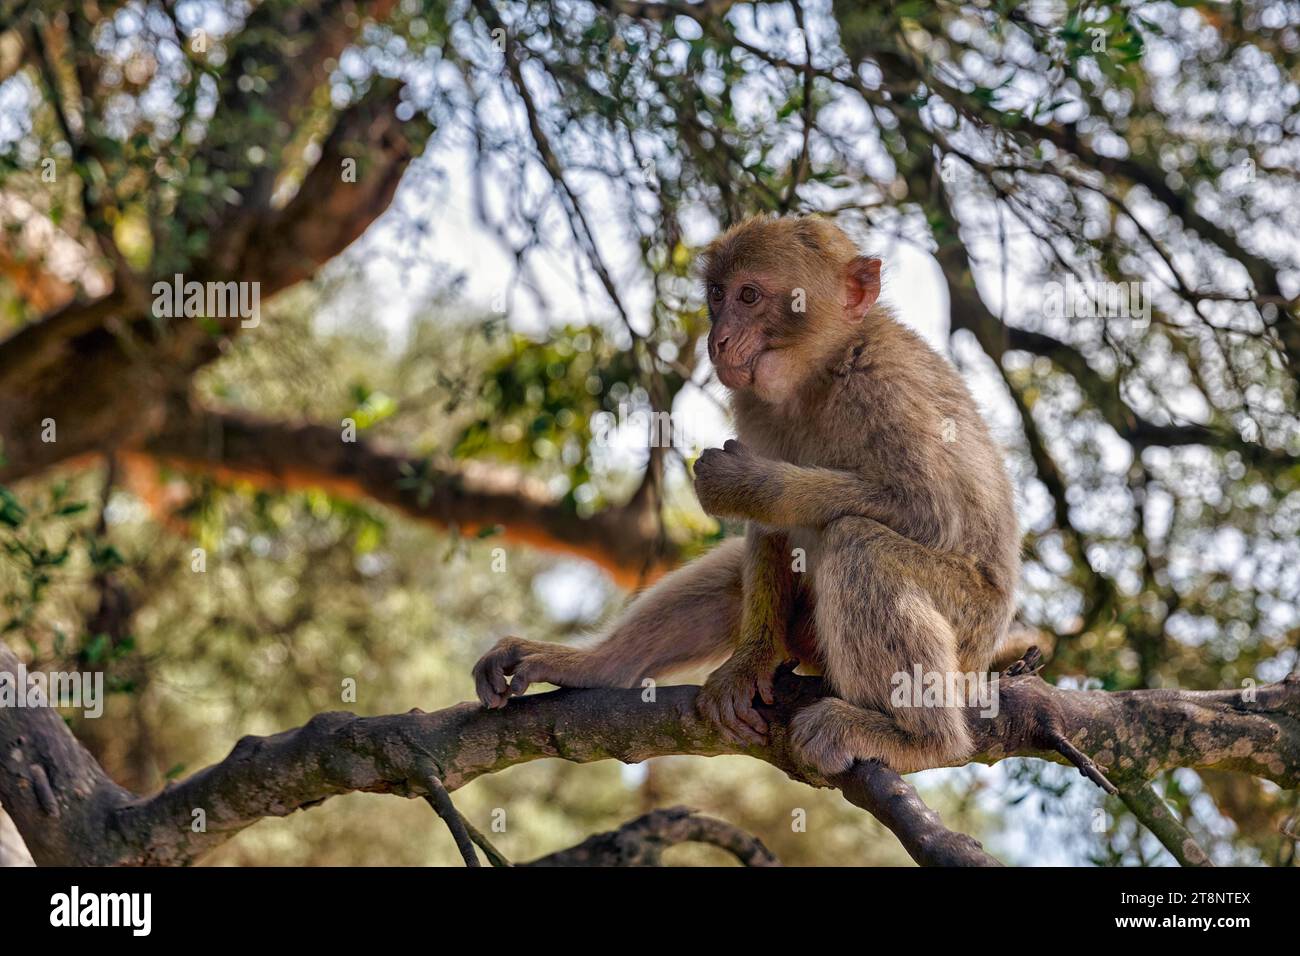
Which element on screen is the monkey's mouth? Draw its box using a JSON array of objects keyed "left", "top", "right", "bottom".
[{"left": 715, "top": 352, "right": 761, "bottom": 389}]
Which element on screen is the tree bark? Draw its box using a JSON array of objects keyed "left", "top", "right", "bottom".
[{"left": 2, "top": 639, "right": 1295, "bottom": 866}]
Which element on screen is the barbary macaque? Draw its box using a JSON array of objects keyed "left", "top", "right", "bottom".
[{"left": 472, "top": 215, "right": 1021, "bottom": 776}]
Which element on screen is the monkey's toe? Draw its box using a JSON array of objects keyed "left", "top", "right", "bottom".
[
  {"left": 789, "top": 700, "right": 858, "bottom": 777},
  {"left": 696, "top": 681, "right": 768, "bottom": 746}
]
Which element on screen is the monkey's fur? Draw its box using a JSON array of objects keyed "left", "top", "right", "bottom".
[{"left": 473, "top": 215, "right": 1020, "bottom": 777}]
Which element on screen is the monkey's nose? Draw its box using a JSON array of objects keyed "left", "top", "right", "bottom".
[{"left": 710, "top": 332, "right": 730, "bottom": 359}]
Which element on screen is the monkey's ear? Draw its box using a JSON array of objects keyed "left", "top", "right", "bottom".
[{"left": 844, "top": 256, "right": 882, "bottom": 318}]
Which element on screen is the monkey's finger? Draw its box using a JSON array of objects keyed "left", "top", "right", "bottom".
[
  {"left": 718, "top": 711, "right": 752, "bottom": 746},
  {"left": 700, "top": 687, "right": 760, "bottom": 745},
  {"left": 507, "top": 673, "right": 532, "bottom": 699},
  {"left": 473, "top": 650, "right": 506, "bottom": 702},
  {"left": 756, "top": 671, "right": 776, "bottom": 706},
  {"left": 474, "top": 663, "right": 510, "bottom": 709},
  {"left": 733, "top": 695, "right": 769, "bottom": 738},
  {"left": 694, "top": 693, "right": 714, "bottom": 722},
  {"left": 708, "top": 694, "right": 740, "bottom": 737},
  {"left": 722, "top": 697, "right": 765, "bottom": 745},
  {"left": 495, "top": 646, "right": 524, "bottom": 677},
  {"left": 699, "top": 695, "right": 736, "bottom": 741}
]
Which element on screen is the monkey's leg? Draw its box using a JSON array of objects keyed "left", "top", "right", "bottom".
[
  {"left": 819, "top": 522, "right": 1014, "bottom": 674},
  {"left": 789, "top": 517, "right": 975, "bottom": 776},
  {"left": 696, "top": 527, "right": 795, "bottom": 745},
  {"left": 473, "top": 537, "right": 745, "bottom": 708}
]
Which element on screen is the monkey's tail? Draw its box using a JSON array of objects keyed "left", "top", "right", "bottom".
[{"left": 990, "top": 619, "right": 1054, "bottom": 672}]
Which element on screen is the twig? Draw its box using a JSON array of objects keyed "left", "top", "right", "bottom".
[
  {"left": 462, "top": 817, "right": 512, "bottom": 867},
  {"left": 1118, "top": 781, "right": 1213, "bottom": 867},
  {"left": 1048, "top": 729, "right": 1119, "bottom": 795},
  {"left": 999, "top": 647, "right": 1118, "bottom": 794},
  {"left": 422, "top": 773, "right": 480, "bottom": 867}
]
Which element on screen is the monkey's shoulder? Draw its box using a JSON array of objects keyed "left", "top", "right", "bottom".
[{"left": 826, "top": 342, "right": 982, "bottom": 431}]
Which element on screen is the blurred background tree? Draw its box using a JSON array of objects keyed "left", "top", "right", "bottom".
[{"left": 0, "top": 0, "right": 1296, "bottom": 865}]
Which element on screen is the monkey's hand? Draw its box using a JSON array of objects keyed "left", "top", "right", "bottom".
[
  {"left": 473, "top": 636, "right": 572, "bottom": 708},
  {"left": 693, "top": 440, "right": 769, "bottom": 518},
  {"left": 696, "top": 645, "right": 784, "bottom": 746}
]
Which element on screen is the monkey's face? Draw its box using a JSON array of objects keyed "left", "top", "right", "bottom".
[
  {"left": 705, "top": 271, "right": 788, "bottom": 392},
  {"left": 704, "top": 268, "right": 843, "bottom": 403},
  {"left": 701, "top": 215, "right": 883, "bottom": 402}
]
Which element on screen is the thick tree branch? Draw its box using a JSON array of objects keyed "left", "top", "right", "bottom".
[
  {"left": 830, "top": 761, "right": 999, "bottom": 866},
  {"left": 0, "top": 90, "right": 431, "bottom": 485},
  {"left": 3, "top": 637, "right": 1295, "bottom": 867},
  {"left": 229, "top": 79, "right": 431, "bottom": 305},
  {"left": 194, "top": 0, "right": 401, "bottom": 273},
  {"left": 0, "top": 7, "right": 423, "bottom": 487},
  {"left": 140, "top": 406, "right": 677, "bottom": 586}
]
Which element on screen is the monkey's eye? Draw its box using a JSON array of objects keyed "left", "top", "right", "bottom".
[
  {"left": 708, "top": 284, "right": 725, "bottom": 304},
  {"left": 739, "top": 285, "right": 760, "bottom": 305}
]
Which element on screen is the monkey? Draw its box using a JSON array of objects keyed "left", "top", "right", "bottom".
[{"left": 472, "top": 214, "right": 1021, "bottom": 777}]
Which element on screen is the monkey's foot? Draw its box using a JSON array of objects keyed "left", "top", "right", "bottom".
[
  {"left": 1000, "top": 645, "right": 1043, "bottom": 677},
  {"left": 789, "top": 698, "right": 972, "bottom": 777},
  {"left": 788, "top": 698, "right": 862, "bottom": 777},
  {"left": 696, "top": 652, "right": 783, "bottom": 747},
  {"left": 472, "top": 636, "right": 567, "bottom": 709}
]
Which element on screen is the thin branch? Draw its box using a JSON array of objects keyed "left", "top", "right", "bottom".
[
  {"left": 421, "top": 772, "right": 481, "bottom": 867},
  {"left": 461, "top": 817, "right": 512, "bottom": 867},
  {"left": 997, "top": 647, "right": 1116, "bottom": 793},
  {"left": 931, "top": 179, "right": 1293, "bottom": 472},
  {"left": 1118, "top": 781, "right": 1213, "bottom": 868},
  {"left": 779, "top": 0, "right": 815, "bottom": 213},
  {"left": 475, "top": 0, "right": 637, "bottom": 338},
  {"left": 1047, "top": 727, "right": 1119, "bottom": 795}
]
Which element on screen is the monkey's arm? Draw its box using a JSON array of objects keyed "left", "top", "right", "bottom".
[
  {"left": 696, "top": 527, "right": 794, "bottom": 745},
  {"left": 694, "top": 440, "right": 943, "bottom": 542}
]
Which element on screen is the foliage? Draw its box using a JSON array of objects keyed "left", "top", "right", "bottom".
[{"left": 1, "top": 0, "right": 1298, "bottom": 864}]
